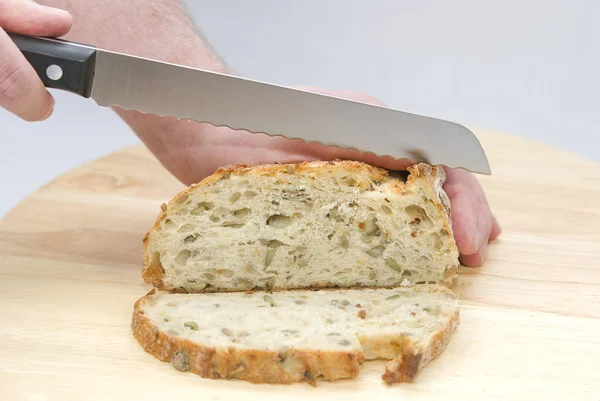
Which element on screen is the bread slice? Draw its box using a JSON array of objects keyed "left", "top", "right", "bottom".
[
  {"left": 141, "top": 161, "right": 459, "bottom": 293},
  {"left": 131, "top": 284, "right": 459, "bottom": 385}
]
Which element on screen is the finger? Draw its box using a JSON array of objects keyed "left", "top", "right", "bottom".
[
  {"left": 461, "top": 215, "right": 500, "bottom": 267},
  {"left": 0, "top": 0, "right": 73, "bottom": 121},
  {"left": 443, "top": 168, "right": 481, "bottom": 255},
  {"left": 460, "top": 237, "right": 488, "bottom": 267},
  {"left": 0, "top": 0, "right": 73, "bottom": 37},
  {"left": 447, "top": 188, "right": 480, "bottom": 256},
  {"left": 0, "top": 28, "right": 54, "bottom": 121},
  {"left": 461, "top": 204, "right": 494, "bottom": 267},
  {"left": 490, "top": 215, "right": 502, "bottom": 240}
]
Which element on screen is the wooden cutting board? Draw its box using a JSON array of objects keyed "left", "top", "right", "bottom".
[{"left": 0, "top": 128, "right": 598, "bottom": 401}]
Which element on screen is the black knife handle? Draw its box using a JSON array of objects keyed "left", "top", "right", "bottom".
[{"left": 8, "top": 32, "right": 97, "bottom": 98}]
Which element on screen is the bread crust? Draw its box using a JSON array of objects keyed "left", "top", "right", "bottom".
[
  {"left": 141, "top": 160, "right": 457, "bottom": 291},
  {"left": 131, "top": 286, "right": 459, "bottom": 385},
  {"left": 134, "top": 161, "right": 461, "bottom": 385},
  {"left": 131, "top": 290, "right": 363, "bottom": 385},
  {"left": 382, "top": 305, "right": 459, "bottom": 383}
]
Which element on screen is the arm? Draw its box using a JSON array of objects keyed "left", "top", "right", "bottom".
[
  {"left": 36, "top": 0, "right": 501, "bottom": 266},
  {"left": 41, "top": 0, "right": 227, "bottom": 72},
  {"left": 38, "top": 1, "right": 397, "bottom": 185},
  {"left": 38, "top": 0, "right": 231, "bottom": 179}
]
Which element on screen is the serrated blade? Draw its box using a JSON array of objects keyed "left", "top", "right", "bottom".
[{"left": 91, "top": 49, "right": 490, "bottom": 174}]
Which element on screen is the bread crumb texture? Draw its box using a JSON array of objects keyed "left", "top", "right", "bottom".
[
  {"left": 132, "top": 285, "right": 459, "bottom": 385},
  {"left": 142, "top": 161, "right": 459, "bottom": 293}
]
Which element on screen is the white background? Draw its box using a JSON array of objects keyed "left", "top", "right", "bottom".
[{"left": 1, "top": 0, "right": 598, "bottom": 217}]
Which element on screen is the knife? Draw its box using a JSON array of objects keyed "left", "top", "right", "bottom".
[{"left": 8, "top": 32, "right": 491, "bottom": 174}]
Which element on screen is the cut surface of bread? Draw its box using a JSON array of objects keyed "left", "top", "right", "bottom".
[
  {"left": 131, "top": 284, "right": 459, "bottom": 385},
  {"left": 142, "top": 161, "right": 459, "bottom": 293}
]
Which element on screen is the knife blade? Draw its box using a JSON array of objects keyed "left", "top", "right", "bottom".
[{"left": 9, "top": 32, "right": 491, "bottom": 174}]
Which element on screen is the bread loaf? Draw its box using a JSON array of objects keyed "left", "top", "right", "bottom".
[
  {"left": 131, "top": 284, "right": 459, "bottom": 385},
  {"left": 142, "top": 161, "right": 459, "bottom": 293}
]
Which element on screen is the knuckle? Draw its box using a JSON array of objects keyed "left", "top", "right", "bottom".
[{"left": 0, "top": 63, "right": 26, "bottom": 103}]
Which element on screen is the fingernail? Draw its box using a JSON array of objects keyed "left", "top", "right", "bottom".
[
  {"left": 40, "top": 104, "right": 54, "bottom": 121},
  {"left": 41, "top": 5, "right": 72, "bottom": 16}
]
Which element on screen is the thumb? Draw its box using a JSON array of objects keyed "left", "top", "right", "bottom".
[
  {"left": 0, "top": 0, "right": 73, "bottom": 37},
  {"left": 0, "top": 1, "right": 73, "bottom": 121}
]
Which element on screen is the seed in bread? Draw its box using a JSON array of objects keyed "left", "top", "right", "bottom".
[
  {"left": 131, "top": 284, "right": 459, "bottom": 385},
  {"left": 142, "top": 161, "right": 459, "bottom": 293}
]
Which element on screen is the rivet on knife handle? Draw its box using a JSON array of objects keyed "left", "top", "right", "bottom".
[{"left": 8, "top": 32, "right": 97, "bottom": 98}]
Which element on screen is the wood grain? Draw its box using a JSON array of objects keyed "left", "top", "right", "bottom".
[{"left": 0, "top": 128, "right": 598, "bottom": 401}]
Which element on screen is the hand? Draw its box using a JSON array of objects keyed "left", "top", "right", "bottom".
[
  {"left": 0, "top": 0, "right": 72, "bottom": 121},
  {"left": 117, "top": 87, "right": 501, "bottom": 267}
]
